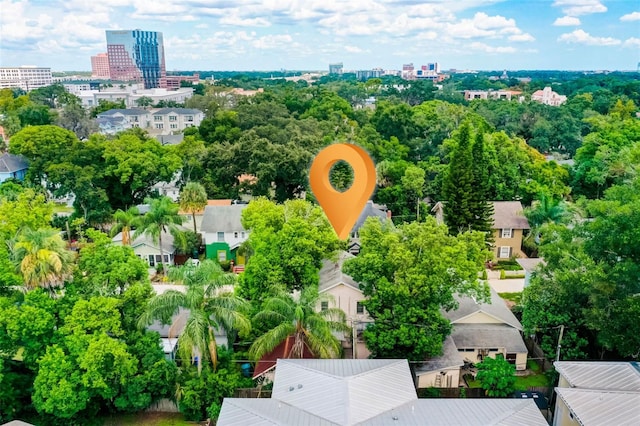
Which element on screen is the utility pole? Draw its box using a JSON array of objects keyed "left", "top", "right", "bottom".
[{"left": 555, "top": 325, "right": 565, "bottom": 362}]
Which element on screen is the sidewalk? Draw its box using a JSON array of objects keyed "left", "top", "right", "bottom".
[{"left": 486, "top": 269, "right": 525, "bottom": 293}]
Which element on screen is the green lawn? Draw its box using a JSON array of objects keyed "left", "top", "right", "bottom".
[
  {"left": 52, "top": 203, "right": 74, "bottom": 214},
  {"left": 514, "top": 360, "right": 549, "bottom": 390},
  {"left": 498, "top": 292, "right": 522, "bottom": 304},
  {"left": 102, "top": 412, "right": 197, "bottom": 426}
]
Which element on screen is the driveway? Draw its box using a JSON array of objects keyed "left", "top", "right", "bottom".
[{"left": 485, "top": 269, "right": 525, "bottom": 293}]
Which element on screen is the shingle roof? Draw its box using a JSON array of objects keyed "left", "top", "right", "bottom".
[
  {"left": 554, "top": 361, "right": 640, "bottom": 391},
  {"left": 555, "top": 388, "right": 640, "bottom": 426},
  {"left": 444, "top": 287, "right": 522, "bottom": 330},
  {"left": 492, "top": 201, "right": 530, "bottom": 230},
  {"left": 0, "top": 153, "right": 28, "bottom": 173},
  {"left": 352, "top": 201, "right": 389, "bottom": 232},
  {"left": 153, "top": 108, "right": 202, "bottom": 115},
  {"left": 318, "top": 251, "right": 360, "bottom": 292},
  {"left": 97, "top": 108, "right": 148, "bottom": 117},
  {"left": 450, "top": 324, "right": 528, "bottom": 353},
  {"left": 415, "top": 335, "right": 464, "bottom": 374},
  {"left": 128, "top": 230, "right": 175, "bottom": 252},
  {"left": 200, "top": 205, "right": 247, "bottom": 233}
]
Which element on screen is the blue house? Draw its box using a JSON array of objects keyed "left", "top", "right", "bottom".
[{"left": 0, "top": 153, "right": 28, "bottom": 183}]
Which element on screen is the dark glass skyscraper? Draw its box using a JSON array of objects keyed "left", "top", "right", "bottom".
[{"left": 106, "top": 30, "right": 166, "bottom": 89}]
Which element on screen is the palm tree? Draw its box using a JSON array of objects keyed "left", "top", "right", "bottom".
[
  {"left": 110, "top": 206, "right": 140, "bottom": 245},
  {"left": 179, "top": 182, "right": 207, "bottom": 233},
  {"left": 138, "top": 260, "right": 250, "bottom": 372},
  {"left": 135, "top": 197, "right": 184, "bottom": 272},
  {"left": 11, "top": 227, "right": 74, "bottom": 290},
  {"left": 523, "top": 193, "right": 578, "bottom": 254},
  {"left": 249, "top": 287, "right": 349, "bottom": 362}
]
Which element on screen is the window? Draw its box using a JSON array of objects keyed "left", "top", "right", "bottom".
[
  {"left": 217, "top": 250, "right": 226, "bottom": 262},
  {"left": 501, "top": 228, "right": 513, "bottom": 238},
  {"left": 321, "top": 301, "right": 328, "bottom": 311},
  {"left": 356, "top": 302, "right": 364, "bottom": 314},
  {"left": 217, "top": 232, "right": 224, "bottom": 242},
  {"left": 148, "top": 254, "right": 155, "bottom": 266},
  {"left": 499, "top": 246, "right": 511, "bottom": 259},
  {"left": 234, "top": 232, "right": 238, "bottom": 238},
  {"left": 154, "top": 115, "right": 162, "bottom": 122},
  {"left": 186, "top": 115, "right": 194, "bottom": 122},
  {"left": 170, "top": 124, "right": 177, "bottom": 129},
  {"left": 169, "top": 115, "right": 177, "bottom": 122},
  {"left": 155, "top": 123, "right": 163, "bottom": 129},
  {"left": 241, "top": 231, "right": 245, "bottom": 238}
]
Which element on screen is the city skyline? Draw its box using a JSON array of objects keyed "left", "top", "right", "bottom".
[{"left": 1, "top": 0, "right": 639, "bottom": 72}]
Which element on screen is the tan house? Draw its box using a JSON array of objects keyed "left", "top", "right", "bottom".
[
  {"left": 415, "top": 335, "right": 464, "bottom": 388},
  {"left": 553, "top": 361, "right": 640, "bottom": 426},
  {"left": 492, "top": 201, "right": 530, "bottom": 259},
  {"left": 444, "top": 287, "right": 528, "bottom": 370},
  {"left": 318, "top": 251, "right": 371, "bottom": 359}
]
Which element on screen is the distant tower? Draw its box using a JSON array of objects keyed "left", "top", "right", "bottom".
[
  {"left": 329, "top": 63, "right": 343, "bottom": 75},
  {"left": 106, "top": 29, "right": 166, "bottom": 89}
]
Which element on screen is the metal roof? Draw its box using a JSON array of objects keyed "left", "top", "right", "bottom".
[
  {"left": 450, "top": 324, "right": 528, "bottom": 353},
  {"left": 415, "top": 335, "right": 464, "bottom": 374},
  {"left": 555, "top": 388, "right": 640, "bottom": 426},
  {"left": 0, "top": 153, "right": 28, "bottom": 174},
  {"left": 271, "top": 359, "right": 418, "bottom": 425},
  {"left": 200, "top": 205, "right": 247, "bottom": 233},
  {"left": 444, "top": 287, "right": 522, "bottom": 330},
  {"left": 554, "top": 361, "right": 640, "bottom": 391},
  {"left": 318, "top": 251, "right": 360, "bottom": 293},
  {"left": 492, "top": 201, "right": 530, "bottom": 230},
  {"left": 361, "top": 399, "right": 548, "bottom": 426},
  {"left": 218, "top": 399, "right": 338, "bottom": 425}
]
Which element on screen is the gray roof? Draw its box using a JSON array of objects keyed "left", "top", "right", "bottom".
[
  {"left": 200, "top": 205, "right": 247, "bottom": 233},
  {"left": 353, "top": 201, "right": 388, "bottom": 232},
  {"left": 415, "top": 335, "right": 464, "bottom": 374},
  {"left": 97, "top": 108, "right": 148, "bottom": 117},
  {"left": 361, "top": 399, "right": 548, "bottom": 426},
  {"left": 119, "top": 230, "right": 176, "bottom": 253},
  {"left": 516, "top": 258, "right": 544, "bottom": 272},
  {"left": 146, "top": 308, "right": 188, "bottom": 338},
  {"left": 450, "top": 324, "right": 528, "bottom": 353},
  {"left": 555, "top": 388, "right": 640, "bottom": 426},
  {"left": 218, "top": 359, "right": 548, "bottom": 426},
  {"left": 444, "top": 287, "right": 522, "bottom": 330},
  {"left": 271, "top": 359, "right": 417, "bottom": 425},
  {"left": 153, "top": 108, "right": 202, "bottom": 115},
  {"left": 554, "top": 361, "right": 640, "bottom": 391},
  {"left": 318, "top": 251, "right": 360, "bottom": 293},
  {"left": 492, "top": 201, "right": 530, "bottom": 230},
  {"left": 1, "top": 421, "right": 36, "bottom": 426},
  {"left": 0, "top": 153, "right": 28, "bottom": 173}
]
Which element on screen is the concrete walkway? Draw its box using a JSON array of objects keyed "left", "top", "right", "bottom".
[{"left": 485, "top": 269, "right": 525, "bottom": 293}]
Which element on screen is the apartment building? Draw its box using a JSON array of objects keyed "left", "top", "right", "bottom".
[{"left": 0, "top": 66, "right": 53, "bottom": 91}]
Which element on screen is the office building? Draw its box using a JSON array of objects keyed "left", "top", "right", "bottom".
[
  {"left": 91, "top": 53, "right": 111, "bottom": 79},
  {"left": 106, "top": 29, "right": 166, "bottom": 89},
  {"left": 329, "top": 63, "right": 343, "bottom": 75},
  {"left": 0, "top": 66, "right": 52, "bottom": 91}
]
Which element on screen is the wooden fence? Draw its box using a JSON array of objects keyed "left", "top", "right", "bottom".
[
  {"left": 145, "top": 398, "right": 179, "bottom": 413},
  {"left": 234, "top": 388, "right": 272, "bottom": 398}
]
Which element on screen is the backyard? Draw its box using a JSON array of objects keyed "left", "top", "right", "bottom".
[{"left": 102, "top": 412, "right": 199, "bottom": 426}]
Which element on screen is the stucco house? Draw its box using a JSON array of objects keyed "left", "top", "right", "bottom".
[
  {"left": 0, "top": 153, "right": 28, "bottom": 183},
  {"left": 219, "top": 358, "right": 548, "bottom": 425},
  {"left": 444, "top": 287, "right": 528, "bottom": 370},
  {"left": 492, "top": 201, "right": 530, "bottom": 260},
  {"left": 200, "top": 204, "right": 248, "bottom": 265},
  {"left": 112, "top": 230, "right": 176, "bottom": 268},
  {"left": 318, "top": 251, "right": 370, "bottom": 359},
  {"left": 553, "top": 361, "right": 640, "bottom": 426},
  {"left": 415, "top": 335, "right": 464, "bottom": 388}
]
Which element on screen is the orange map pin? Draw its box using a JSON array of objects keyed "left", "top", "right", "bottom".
[{"left": 309, "top": 144, "right": 376, "bottom": 240}]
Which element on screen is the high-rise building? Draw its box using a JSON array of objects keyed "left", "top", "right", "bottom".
[
  {"left": 0, "top": 66, "right": 52, "bottom": 91},
  {"left": 106, "top": 30, "right": 166, "bottom": 89},
  {"left": 329, "top": 63, "right": 343, "bottom": 75},
  {"left": 91, "top": 53, "right": 111, "bottom": 79}
]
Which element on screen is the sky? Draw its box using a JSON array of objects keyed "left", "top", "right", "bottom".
[{"left": 0, "top": 0, "right": 639, "bottom": 72}]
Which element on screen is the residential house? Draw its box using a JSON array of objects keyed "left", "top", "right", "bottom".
[
  {"left": 444, "top": 287, "right": 528, "bottom": 370},
  {"left": 0, "top": 153, "right": 28, "bottom": 183},
  {"left": 553, "top": 361, "right": 640, "bottom": 426},
  {"left": 200, "top": 204, "right": 248, "bottom": 265},
  {"left": 95, "top": 107, "right": 204, "bottom": 135},
  {"left": 531, "top": 87, "right": 567, "bottom": 106},
  {"left": 112, "top": 230, "right": 176, "bottom": 268},
  {"left": 179, "top": 199, "right": 232, "bottom": 234},
  {"left": 492, "top": 201, "right": 530, "bottom": 259},
  {"left": 318, "top": 251, "right": 370, "bottom": 359},
  {"left": 348, "top": 201, "right": 390, "bottom": 255},
  {"left": 415, "top": 335, "right": 464, "bottom": 388},
  {"left": 147, "top": 309, "right": 188, "bottom": 361},
  {"left": 219, "top": 358, "right": 548, "bottom": 425},
  {"left": 149, "top": 108, "right": 203, "bottom": 133},
  {"left": 96, "top": 108, "right": 149, "bottom": 133},
  {"left": 516, "top": 258, "right": 545, "bottom": 287}
]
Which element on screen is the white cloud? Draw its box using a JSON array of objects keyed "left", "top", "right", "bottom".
[
  {"left": 553, "top": 0, "right": 607, "bottom": 16},
  {"left": 620, "top": 12, "right": 640, "bottom": 22},
  {"left": 219, "top": 15, "right": 271, "bottom": 27},
  {"left": 553, "top": 16, "right": 581, "bottom": 26},
  {"left": 251, "top": 34, "right": 293, "bottom": 50},
  {"left": 509, "top": 33, "right": 535, "bottom": 42},
  {"left": 469, "top": 42, "right": 516, "bottom": 53},
  {"left": 623, "top": 37, "right": 640, "bottom": 48},
  {"left": 558, "top": 29, "right": 621, "bottom": 46},
  {"left": 344, "top": 45, "right": 365, "bottom": 53}
]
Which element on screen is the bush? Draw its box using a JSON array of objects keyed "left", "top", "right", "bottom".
[
  {"left": 219, "top": 260, "right": 231, "bottom": 271},
  {"left": 500, "top": 269, "right": 506, "bottom": 280},
  {"left": 476, "top": 355, "right": 516, "bottom": 397}
]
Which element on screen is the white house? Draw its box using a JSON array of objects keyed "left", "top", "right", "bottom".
[{"left": 200, "top": 204, "right": 249, "bottom": 265}]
